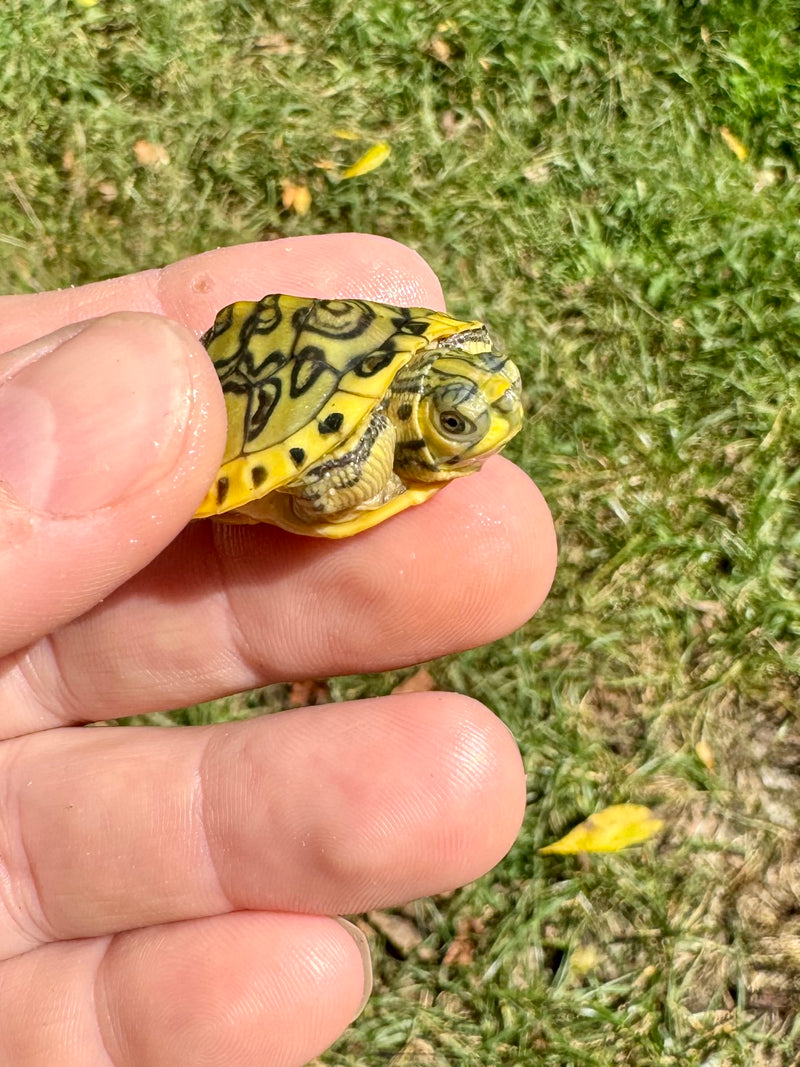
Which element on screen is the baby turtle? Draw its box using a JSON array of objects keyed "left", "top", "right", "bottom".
[{"left": 195, "top": 294, "right": 522, "bottom": 537}]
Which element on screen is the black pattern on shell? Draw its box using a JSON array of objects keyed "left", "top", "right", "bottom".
[{"left": 299, "top": 299, "right": 377, "bottom": 340}]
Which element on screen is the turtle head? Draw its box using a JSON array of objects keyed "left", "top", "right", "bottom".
[{"left": 390, "top": 327, "right": 523, "bottom": 482}]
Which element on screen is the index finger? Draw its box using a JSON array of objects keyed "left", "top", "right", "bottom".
[{"left": 0, "top": 234, "right": 445, "bottom": 353}]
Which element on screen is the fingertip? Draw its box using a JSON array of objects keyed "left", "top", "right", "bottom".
[
  {"left": 481, "top": 455, "right": 558, "bottom": 626},
  {"left": 398, "top": 691, "right": 527, "bottom": 875},
  {"left": 229, "top": 692, "right": 527, "bottom": 907},
  {"left": 99, "top": 913, "right": 370, "bottom": 1067},
  {"left": 344, "top": 455, "right": 556, "bottom": 660}
]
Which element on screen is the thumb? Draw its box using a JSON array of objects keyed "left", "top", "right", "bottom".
[{"left": 0, "top": 312, "right": 225, "bottom": 655}]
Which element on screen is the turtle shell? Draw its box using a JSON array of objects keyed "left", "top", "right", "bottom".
[{"left": 194, "top": 294, "right": 483, "bottom": 521}]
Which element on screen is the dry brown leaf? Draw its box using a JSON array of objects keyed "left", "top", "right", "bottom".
[
  {"left": 252, "top": 33, "right": 293, "bottom": 55},
  {"left": 443, "top": 930, "right": 475, "bottom": 966},
  {"left": 428, "top": 36, "right": 451, "bottom": 64},
  {"left": 442, "top": 914, "right": 488, "bottom": 966},
  {"left": 287, "top": 679, "right": 330, "bottom": 707},
  {"left": 133, "top": 140, "right": 170, "bottom": 167},
  {"left": 524, "top": 163, "right": 551, "bottom": 184},
  {"left": 367, "top": 910, "right": 422, "bottom": 956},
  {"left": 388, "top": 1038, "right": 443, "bottom": 1066},
  {"left": 391, "top": 668, "right": 436, "bottom": 695}
]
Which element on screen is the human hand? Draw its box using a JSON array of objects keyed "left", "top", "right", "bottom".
[{"left": 0, "top": 234, "right": 556, "bottom": 1066}]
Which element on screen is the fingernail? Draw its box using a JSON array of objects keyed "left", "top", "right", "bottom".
[
  {"left": 0, "top": 314, "right": 193, "bottom": 516},
  {"left": 336, "top": 917, "right": 373, "bottom": 1019}
]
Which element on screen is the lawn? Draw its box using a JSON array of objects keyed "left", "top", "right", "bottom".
[{"left": 1, "top": 0, "right": 799, "bottom": 1062}]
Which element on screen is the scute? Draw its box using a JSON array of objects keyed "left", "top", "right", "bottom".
[{"left": 194, "top": 295, "right": 477, "bottom": 519}]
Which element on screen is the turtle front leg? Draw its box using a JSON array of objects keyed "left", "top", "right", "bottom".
[
  {"left": 231, "top": 404, "right": 446, "bottom": 536},
  {"left": 231, "top": 406, "right": 445, "bottom": 536},
  {"left": 286, "top": 406, "right": 405, "bottom": 524}
]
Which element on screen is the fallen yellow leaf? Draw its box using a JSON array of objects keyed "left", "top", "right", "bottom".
[
  {"left": 332, "top": 128, "right": 360, "bottom": 141},
  {"left": 695, "top": 739, "right": 715, "bottom": 770},
  {"left": 540, "top": 804, "right": 663, "bottom": 855},
  {"left": 279, "top": 180, "right": 311, "bottom": 215},
  {"left": 720, "top": 126, "right": 748, "bottom": 161},
  {"left": 343, "top": 142, "right": 391, "bottom": 178}
]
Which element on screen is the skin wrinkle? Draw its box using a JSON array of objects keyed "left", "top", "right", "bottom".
[
  {"left": 179, "top": 708, "right": 371, "bottom": 913},
  {"left": 202, "top": 724, "right": 297, "bottom": 914},
  {"left": 36, "top": 633, "right": 86, "bottom": 729},
  {"left": 0, "top": 729, "right": 224, "bottom": 951},
  {"left": 5, "top": 635, "right": 99, "bottom": 735},
  {"left": 0, "top": 738, "right": 56, "bottom": 958},
  {"left": 337, "top": 698, "right": 511, "bottom": 896},
  {"left": 209, "top": 529, "right": 275, "bottom": 690},
  {"left": 94, "top": 914, "right": 363, "bottom": 1065},
  {"left": 89, "top": 940, "right": 118, "bottom": 1067},
  {"left": 195, "top": 729, "right": 239, "bottom": 918},
  {"left": 0, "top": 648, "right": 65, "bottom": 735}
]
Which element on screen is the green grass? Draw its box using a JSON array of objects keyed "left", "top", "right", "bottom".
[{"left": 3, "top": 0, "right": 800, "bottom": 1062}]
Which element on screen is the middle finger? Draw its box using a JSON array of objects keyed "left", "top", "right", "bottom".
[
  {"left": 0, "top": 692, "right": 524, "bottom": 961},
  {"left": 6, "top": 457, "right": 555, "bottom": 727}
]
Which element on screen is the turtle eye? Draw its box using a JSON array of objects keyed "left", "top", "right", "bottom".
[{"left": 438, "top": 410, "right": 469, "bottom": 435}]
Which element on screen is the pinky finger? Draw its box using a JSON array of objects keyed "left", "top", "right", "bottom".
[{"left": 0, "top": 912, "right": 370, "bottom": 1067}]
